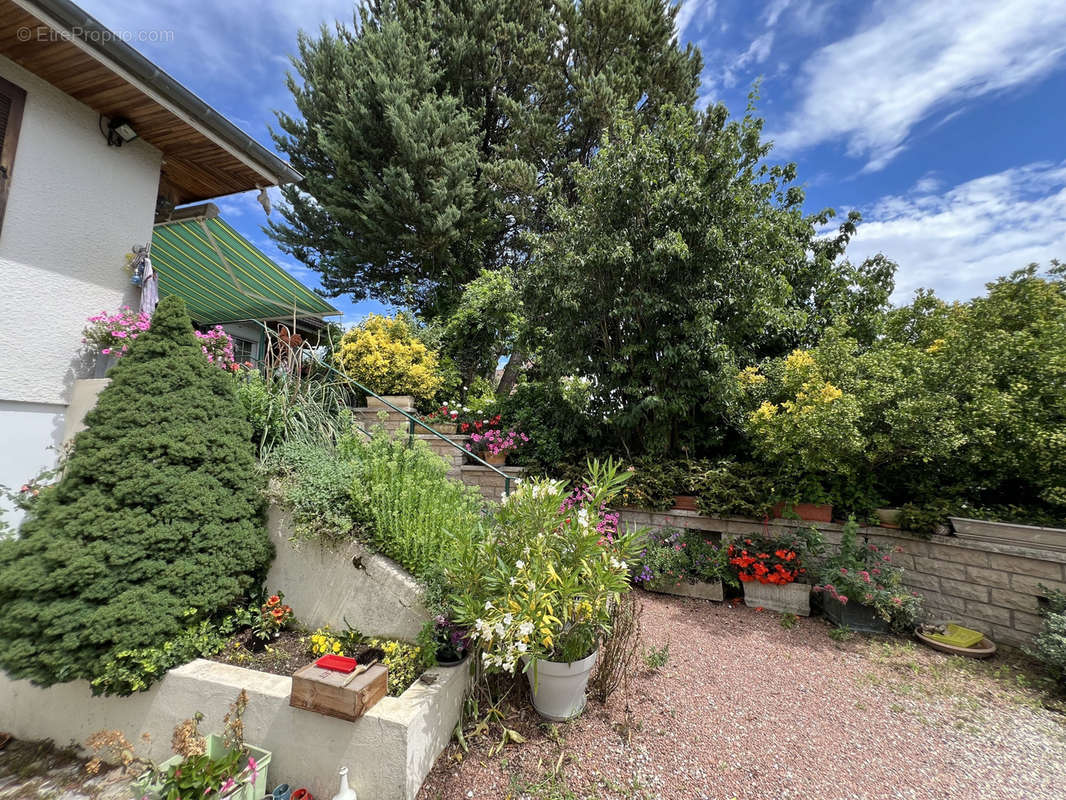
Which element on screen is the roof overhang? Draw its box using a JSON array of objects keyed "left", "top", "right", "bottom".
[{"left": 0, "top": 0, "right": 302, "bottom": 203}]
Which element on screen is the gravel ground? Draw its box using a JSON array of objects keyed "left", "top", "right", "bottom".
[
  {"left": 417, "top": 590, "right": 1066, "bottom": 800},
  {"left": 0, "top": 739, "right": 133, "bottom": 800}
]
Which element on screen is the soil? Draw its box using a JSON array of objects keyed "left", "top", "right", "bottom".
[
  {"left": 0, "top": 738, "right": 133, "bottom": 800},
  {"left": 208, "top": 628, "right": 316, "bottom": 676}
]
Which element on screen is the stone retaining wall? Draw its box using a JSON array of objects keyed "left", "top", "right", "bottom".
[{"left": 617, "top": 508, "right": 1065, "bottom": 648}]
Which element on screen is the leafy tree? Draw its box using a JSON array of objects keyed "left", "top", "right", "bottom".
[
  {"left": 270, "top": 0, "right": 701, "bottom": 323},
  {"left": 442, "top": 268, "right": 522, "bottom": 399},
  {"left": 525, "top": 104, "right": 894, "bottom": 455},
  {"left": 0, "top": 297, "right": 271, "bottom": 690}
]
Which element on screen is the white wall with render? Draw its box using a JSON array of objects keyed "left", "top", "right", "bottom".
[
  {"left": 266, "top": 503, "right": 431, "bottom": 640},
  {"left": 0, "top": 657, "right": 470, "bottom": 800},
  {"left": 0, "top": 54, "right": 161, "bottom": 527}
]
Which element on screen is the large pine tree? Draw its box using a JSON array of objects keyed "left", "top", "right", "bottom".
[
  {"left": 269, "top": 0, "right": 702, "bottom": 321},
  {"left": 0, "top": 297, "right": 272, "bottom": 687}
]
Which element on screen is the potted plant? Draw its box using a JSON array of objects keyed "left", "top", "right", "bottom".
[
  {"left": 449, "top": 460, "right": 644, "bottom": 721},
  {"left": 874, "top": 508, "right": 902, "bottom": 529},
  {"left": 432, "top": 614, "right": 469, "bottom": 666},
  {"left": 812, "top": 518, "right": 923, "bottom": 633},
  {"left": 470, "top": 427, "right": 529, "bottom": 466},
  {"left": 81, "top": 306, "right": 152, "bottom": 376},
  {"left": 423, "top": 402, "right": 461, "bottom": 434},
  {"left": 635, "top": 527, "right": 734, "bottom": 602},
  {"left": 91, "top": 691, "right": 271, "bottom": 800},
  {"left": 728, "top": 528, "right": 820, "bottom": 615}
]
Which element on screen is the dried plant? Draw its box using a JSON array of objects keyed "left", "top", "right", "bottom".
[
  {"left": 222, "top": 689, "right": 248, "bottom": 751},
  {"left": 170, "top": 712, "right": 206, "bottom": 758},
  {"left": 589, "top": 593, "right": 643, "bottom": 704},
  {"left": 85, "top": 730, "right": 151, "bottom": 775}
]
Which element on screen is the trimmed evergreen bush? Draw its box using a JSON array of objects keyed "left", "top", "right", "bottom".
[{"left": 0, "top": 296, "right": 272, "bottom": 691}]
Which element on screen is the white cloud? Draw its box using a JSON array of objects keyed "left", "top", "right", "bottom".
[
  {"left": 844, "top": 161, "right": 1066, "bottom": 303},
  {"left": 674, "top": 0, "right": 715, "bottom": 39},
  {"left": 722, "top": 31, "right": 775, "bottom": 87},
  {"left": 761, "top": 0, "right": 794, "bottom": 28},
  {"left": 773, "top": 0, "right": 1066, "bottom": 170}
]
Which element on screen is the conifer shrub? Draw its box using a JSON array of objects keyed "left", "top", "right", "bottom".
[{"left": 0, "top": 297, "right": 272, "bottom": 691}]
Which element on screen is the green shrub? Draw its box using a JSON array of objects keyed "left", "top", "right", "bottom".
[
  {"left": 497, "top": 377, "right": 598, "bottom": 471},
  {"left": 635, "top": 527, "right": 735, "bottom": 587},
  {"left": 0, "top": 297, "right": 272, "bottom": 691},
  {"left": 1028, "top": 588, "right": 1066, "bottom": 689},
  {"left": 347, "top": 432, "right": 485, "bottom": 584},
  {"left": 266, "top": 439, "right": 367, "bottom": 543}
]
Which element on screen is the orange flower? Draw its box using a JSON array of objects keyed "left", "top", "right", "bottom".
[
  {"left": 267, "top": 595, "right": 280, "bottom": 607},
  {"left": 271, "top": 607, "right": 285, "bottom": 619}
]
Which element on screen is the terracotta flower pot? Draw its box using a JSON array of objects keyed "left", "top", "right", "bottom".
[
  {"left": 771, "top": 502, "right": 833, "bottom": 523},
  {"left": 484, "top": 452, "right": 508, "bottom": 466}
]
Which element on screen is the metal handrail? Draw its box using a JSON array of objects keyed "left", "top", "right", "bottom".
[{"left": 309, "top": 353, "right": 513, "bottom": 496}]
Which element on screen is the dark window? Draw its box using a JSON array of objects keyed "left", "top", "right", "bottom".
[
  {"left": 231, "top": 336, "right": 256, "bottom": 363},
  {"left": 0, "top": 75, "right": 27, "bottom": 238}
]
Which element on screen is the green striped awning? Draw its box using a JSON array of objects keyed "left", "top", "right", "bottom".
[{"left": 151, "top": 216, "right": 339, "bottom": 325}]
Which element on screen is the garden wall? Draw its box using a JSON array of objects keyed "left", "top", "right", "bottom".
[
  {"left": 266, "top": 503, "right": 430, "bottom": 640},
  {"left": 617, "top": 509, "right": 1066, "bottom": 648},
  {"left": 0, "top": 657, "right": 469, "bottom": 800}
]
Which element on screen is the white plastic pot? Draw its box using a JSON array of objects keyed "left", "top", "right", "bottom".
[{"left": 523, "top": 651, "right": 598, "bottom": 721}]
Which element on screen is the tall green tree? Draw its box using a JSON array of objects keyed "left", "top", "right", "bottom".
[
  {"left": 269, "top": 0, "right": 701, "bottom": 321},
  {"left": 0, "top": 297, "right": 272, "bottom": 689},
  {"left": 525, "top": 104, "right": 895, "bottom": 455}
]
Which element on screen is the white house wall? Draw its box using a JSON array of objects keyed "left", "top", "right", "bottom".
[{"left": 0, "top": 55, "right": 161, "bottom": 526}]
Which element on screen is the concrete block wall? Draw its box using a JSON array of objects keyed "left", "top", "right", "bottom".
[
  {"left": 617, "top": 508, "right": 1064, "bottom": 648},
  {"left": 460, "top": 465, "right": 524, "bottom": 502}
]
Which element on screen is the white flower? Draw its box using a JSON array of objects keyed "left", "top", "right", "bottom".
[
  {"left": 515, "top": 560, "right": 525, "bottom": 570},
  {"left": 484, "top": 601, "right": 494, "bottom": 610},
  {"left": 502, "top": 613, "right": 513, "bottom": 625},
  {"left": 509, "top": 576, "right": 517, "bottom": 586},
  {"left": 518, "top": 621, "right": 535, "bottom": 636},
  {"left": 527, "top": 580, "right": 535, "bottom": 590},
  {"left": 516, "top": 641, "right": 528, "bottom": 653}
]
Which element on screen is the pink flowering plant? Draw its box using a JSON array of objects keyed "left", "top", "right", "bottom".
[
  {"left": 470, "top": 427, "right": 529, "bottom": 456},
  {"left": 194, "top": 325, "right": 237, "bottom": 370},
  {"left": 812, "top": 517, "right": 923, "bottom": 632},
  {"left": 82, "top": 307, "right": 151, "bottom": 358}
]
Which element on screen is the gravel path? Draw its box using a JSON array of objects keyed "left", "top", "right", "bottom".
[{"left": 418, "top": 590, "right": 1066, "bottom": 800}]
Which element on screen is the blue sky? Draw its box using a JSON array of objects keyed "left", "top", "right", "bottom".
[{"left": 82, "top": 0, "right": 1066, "bottom": 325}]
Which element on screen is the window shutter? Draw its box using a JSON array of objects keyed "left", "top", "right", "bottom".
[{"left": 0, "top": 75, "right": 27, "bottom": 238}]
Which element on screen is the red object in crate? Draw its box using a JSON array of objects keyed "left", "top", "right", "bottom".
[{"left": 315, "top": 654, "right": 358, "bottom": 673}]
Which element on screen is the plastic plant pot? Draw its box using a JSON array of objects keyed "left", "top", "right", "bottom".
[{"left": 273, "top": 784, "right": 292, "bottom": 800}]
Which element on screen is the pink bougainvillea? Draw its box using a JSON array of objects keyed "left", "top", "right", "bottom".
[{"left": 82, "top": 307, "right": 152, "bottom": 357}]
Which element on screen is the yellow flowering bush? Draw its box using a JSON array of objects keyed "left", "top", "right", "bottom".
[
  {"left": 448, "top": 460, "right": 645, "bottom": 673},
  {"left": 741, "top": 348, "right": 864, "bottom": 505},
  {"left": 333, "top": 314, "right": 443, "bottom": 401}
]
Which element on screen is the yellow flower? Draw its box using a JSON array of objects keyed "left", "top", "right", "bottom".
[
  {"left": 784, "top": 349, "right": 816, "bottom": 374},
  {"left": 736, "top": 366, "right": 766, "bottom": 387}
]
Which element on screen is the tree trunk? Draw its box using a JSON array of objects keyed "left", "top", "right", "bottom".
[{"left": 495, "top": 350, "right": 525, "bottom": 398}]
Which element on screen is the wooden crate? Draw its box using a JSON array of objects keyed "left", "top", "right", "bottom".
[{"left": 289, "top": 662, "right": 388, "bottom": 721}]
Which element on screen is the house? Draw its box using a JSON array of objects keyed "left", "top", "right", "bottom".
[{"left": 0, "top": 0, "right": 328, "bottom": 525}]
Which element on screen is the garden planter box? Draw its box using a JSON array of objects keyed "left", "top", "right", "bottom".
[
  {"left": 483, "top": 452, "right": 508, "bottom": 466},
  {"left": 875, "top": 508, "right": 902, "bottom": 529},
  {"left": 821, "top": 594, "right": 890, "bottom": 634},
  {"left": 644, "top": 578, "right": 724, "bottom": 602},
  {"left": 671, "top": 495, "right": 699, "bottom": 512},
  {"left": 135, "top": 734, "right": 271, "bottom": 800},
  {"left": 742, "top": 581, "right": 810, "bottom": 616},
  {"left": 366, "top": 394, "right": 415, "bottom": 411},
  {"left": 430, "top": 422, "right": 458, "bottom": 434},
  {"left": 771, "top": 502, "right": 833, "bottom": 522},
  {"left": 949, "top": 517, "right": 1066, "bottom": 553}
]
